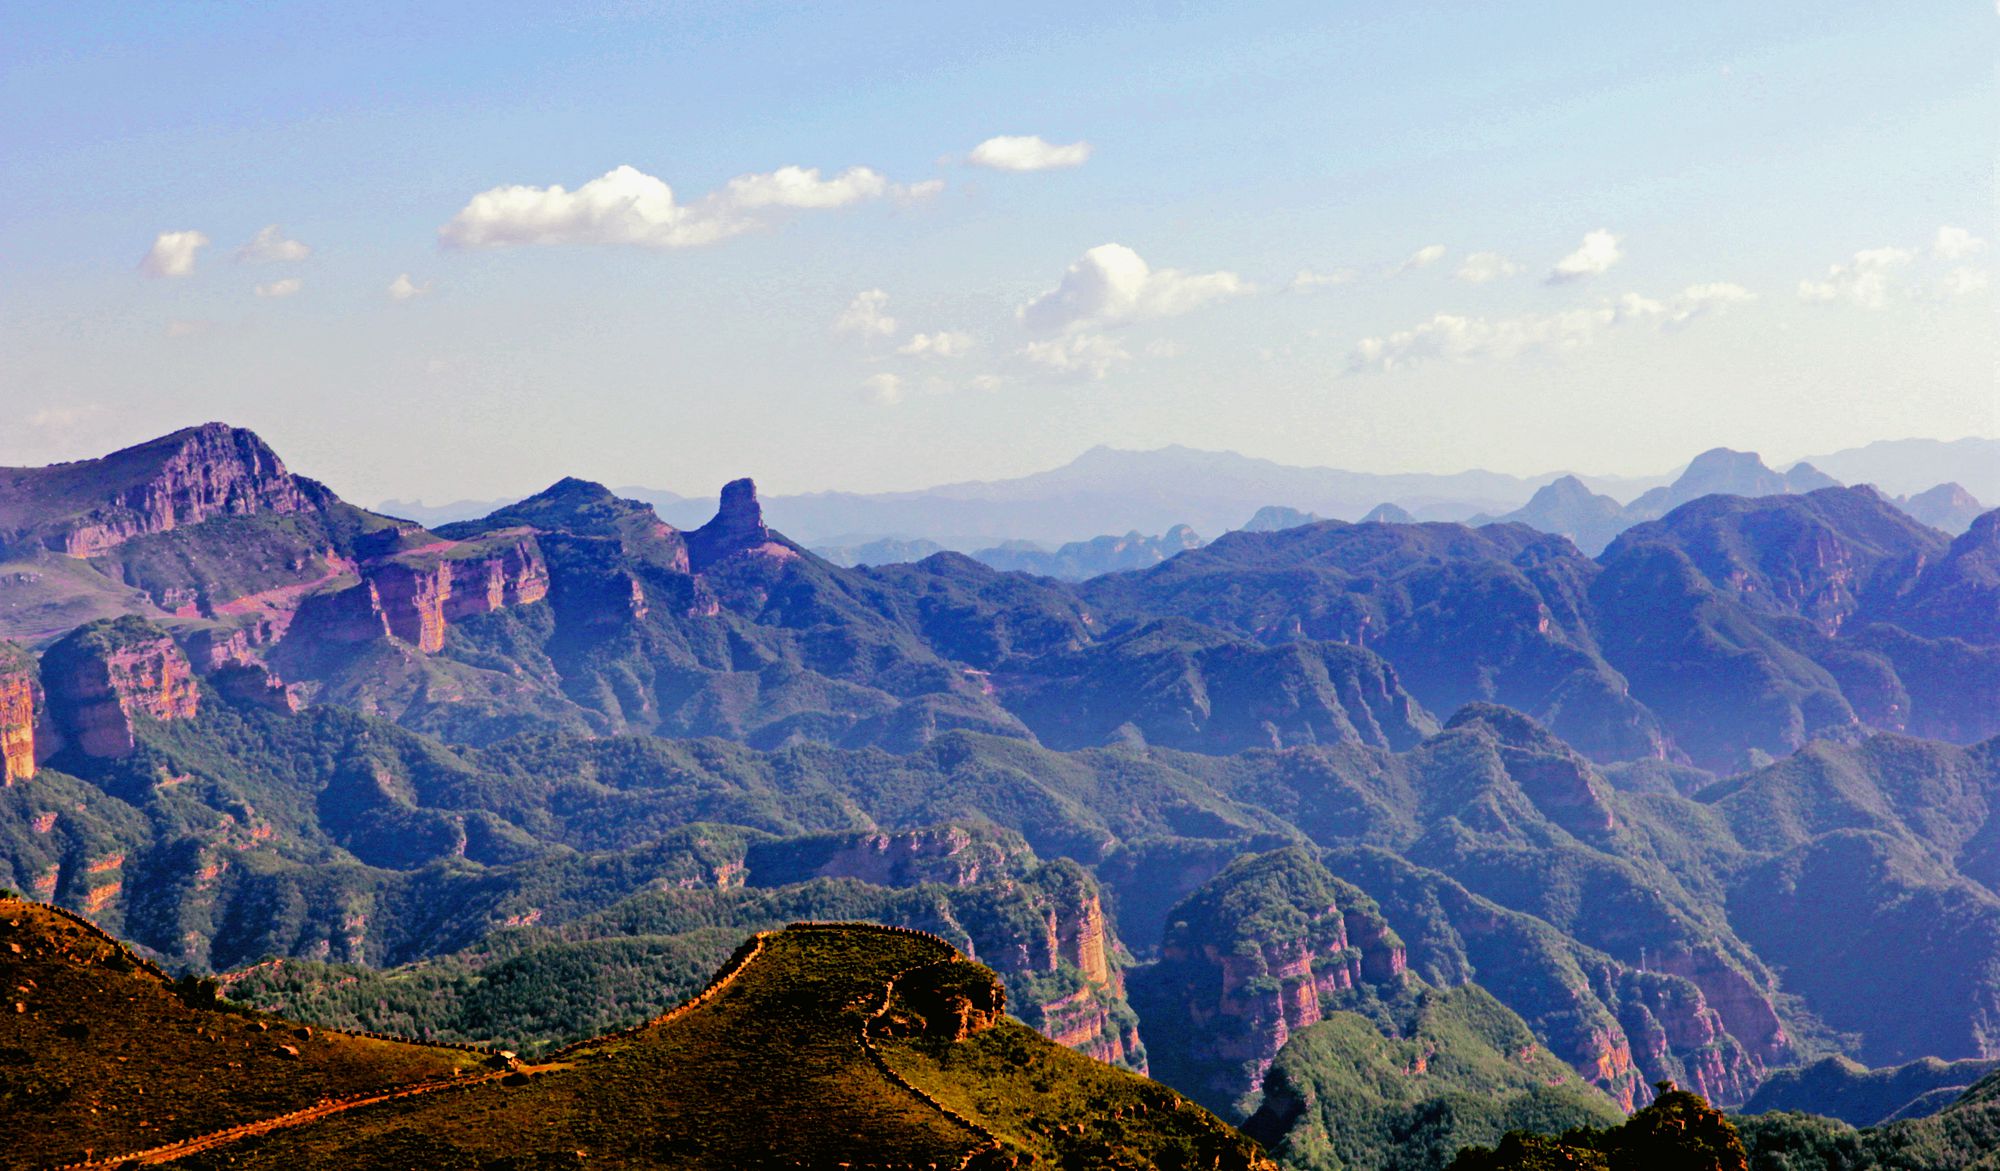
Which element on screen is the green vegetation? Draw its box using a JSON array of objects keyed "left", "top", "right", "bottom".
[
  {"left": 1732, "top": 1071, "right": 2000, "bottom": 1170},
  {"left": 0, "top": 896, "right": 488, "bottom": 1169},
  {"left": 1244, "top": 985, "right": 1623, "bottom": 1171},
  {"left": 1740, "top": 1053, "right": 2000, "bottom": 1126},
  {"left": 157, "top": 925, "right": 1273, "bottom": 1171},
  {"left": 1449, "top": 1082, "right": 1748, "bottom": 1171}
]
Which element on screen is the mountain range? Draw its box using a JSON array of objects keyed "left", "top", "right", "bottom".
[
  {"left": 379, "top": 436, "right": 2000, "bottom": 550},
  {"left": 5, "top": 422, "right": 2000, "bottom": 1169}
]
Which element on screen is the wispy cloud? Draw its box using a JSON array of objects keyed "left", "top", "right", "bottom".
[
  {"left": 1797, "top": 247, "right": 1914, "bottom": 308},
  {"left": 1347, "top": 283, "right": 1752, "bottom": 373},
  {"left": 967, "top": 135, "right": 1093, "bottom": 171},
  {"left": 1020, "top": 243, "right": 1250, "bottom": 333},
  {"left": 861, "top": 372, "right": 904, "bottom": 405},
  {"left": 253, "top": 277, "right": 302, "bottom": 298},
  {"left": 1020, "top": 333, "right": 1131, "bottom": 380},
  {"left": 1934, "top": 225, "right": 1988, "bottom": 261},
  {"left": 1289, "top": 267, "right": 1357, "bottom": 292},
  {"left": 140, "top": 230, "right": 209, "bottom": 278},
  {"left": 1456, "top": 251, "right": 1523, "bottom": 283},
  {"left": 1942, "top": 266, "right": 1991, "bottom": 297},
  {"left": 897, "top": 330, "right": 974, "bottom": 358},
  {"left": 1548, "top": 229, "right": 1622, "bottom": 283},
  {"left": 440, "top": 162, "right": 938, "bottom": 250},
  {"left": 237, "top": 225, "right": 311, "bottom": 263},
  {"left": 835, "top": 289, "right": 898, "bottom": 338},
  {"left": 1397, "top": 244, "right": 1447, "bottom": 273},
  {"left": 388, "top": 274, "right": 432, "bottom": 301}
]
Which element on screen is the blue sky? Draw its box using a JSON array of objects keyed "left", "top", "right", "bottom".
[{"left": 1, "top": 1, "right": 1991, "bottom": 503}]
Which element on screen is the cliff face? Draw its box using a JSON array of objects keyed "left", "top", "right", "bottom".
[
  {"left": 35, "top": 424, "right": 322, "bottom": 558},
  {"left": 1599, "top": 963, "right": 1764, "bottom": 1108},
  {"left": 0, "top": 646, "right": 36, "bottom": 783},
  {"left": 39, "top": 617, "right": 201, "bottom": 758},
  {"left": 365, "top": 538, "right": 550, "bottom": 653},
  {"left": 1134, "top": 848, "right": 1409, "bottom": 1115},
  {"left": 686, "top": 478, "right": 788, "bottom": 572},
  {"left": 1322, "top": 845, "right": 1780, "bottom": 1112},
  {"left": 955, "top": 860, "right": 1147, "bottom": 1072},
  {"left": 277, "top": 537, "right": 551, "bottom": 657}
]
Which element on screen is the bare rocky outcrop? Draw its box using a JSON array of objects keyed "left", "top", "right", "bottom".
[
  {"left": 365, "top": 538, "right": 550, "bottom": 653},
  {"left": 275, "top": 538, "right": 550, "bottom": 657},
  {"left": 687, "top": 478, "right": 789, "bottom": 572},
  {"left": 1136, "top": 848, "right": 1410, "bottom": 1113},
  {"left": 13, "top": 423, "right": 324, "bottom": 559},
  {"left": 0, "top": 644, "right": 36, "bottom": 783},
  {"left": 890, "top": 960, "right": 1007, "bottom": 1041},
  {"left": 39, "top": 617, "right": 200, "bottom": 759}
]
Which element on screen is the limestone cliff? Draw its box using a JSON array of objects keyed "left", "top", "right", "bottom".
[{"left": 39, "top": 617, "right": 201, "bottom": 758}]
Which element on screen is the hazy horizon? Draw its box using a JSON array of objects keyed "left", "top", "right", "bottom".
[{"left": 5, "top": 3, "right": 1992, "bottom": 503}]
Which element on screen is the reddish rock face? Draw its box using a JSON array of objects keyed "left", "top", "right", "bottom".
[
  {"left": 366, "top": 539, "right": 549, "bottom": 653},
  {"left": 1155, "top": 894, "right": 1406, "bottom": 1107},
  {"left": 687, "top": 478, "right": 781, "bottom": 572},
  {"left": 45, "top": 423, "right": 320, "bottom": 557},
  {"left": 1650, "top": 947, "right": 1789, "bottom": 1062},
  {"left": 39, "top": 620, "right": 201, "bottom": 758},
  {"left": 0, "top": 663, "right": 34, "bottom": 784}
]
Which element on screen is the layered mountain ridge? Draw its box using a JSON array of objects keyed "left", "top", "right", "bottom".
[{"left": 6, "top": 423, "right": 2000, "bottom": 1170}]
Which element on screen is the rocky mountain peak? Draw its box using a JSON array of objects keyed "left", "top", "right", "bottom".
[
  {"left": 0, "top": 422, "right": 322, "bottom": 559},
  {"left": 687, "top": 477, "right": 773, "bottom": 572}
]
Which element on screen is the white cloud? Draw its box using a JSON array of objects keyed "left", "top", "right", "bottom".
[
  {"left": 140, "top": 230, "right": 210, "bottom": 278},
  {"left": 835, "top": 289, "right": 898, "bottom": 338},
  {"left": 861, "top": 372, "right": 904, "bottom": 405},
  {"left": 1021, "top": 333, "right": 1131, "bottom": 380},
  {"left": 1934, "top": 225, "right": 1988, "bottom": 261},
  {"left": 388, "top": 273, "right": 432, "bottom": 301},
  {"left": 1398, "top": 244, "right": 1447, "bottom": 272},
  {"left": 164, "top": 319, "right": 213, "bottom": 337},
  {"left": 1347, "top": 283, "right": 1752, "bottom": 373},
  {"left": 439, "top": 162, "right": 933, "bottom": 250},
  {"left": 897, "top": 330, "right": 974, "bottom": 358},
  {"left": 1549, "top": 229, "right": 1623, "bottom": 283},
  {"left": 1019, "top": 243, "right": 1250, "bottom": 334},
  {"left": 720, "top": 164, "right": 891, "bottom": 209},
  {"left": 1290, "top": 267, "right": 1357, "bottom": 292},
  {"left": 967, "top": 135, "right": 1093, "bottom": 171},
  {"left": 237, "top": 224, "right": 311, "bottom": 263},
  {"left": 1456, "top": 251, "right": 1523, "bottom": 283},
  {"left": 1943, "top": 266, "right": 1991, "bottom": 297},
  {"left": 253, "top": 277, "right": 302, "bottom": 298},
  {"left": 1144, "top": 338, "right": 1185, "bottom": 359},
  {"left": 1797, "top": 247, "right": 1914, "bottom": 308}
]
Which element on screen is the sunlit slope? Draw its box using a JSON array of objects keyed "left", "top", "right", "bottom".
[
  {"left": 151, "top": 924, "right": 1272, "bottom": 1170},
  {"left": 0, "top": 897, "right": 489, "bottom": 1170}
]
